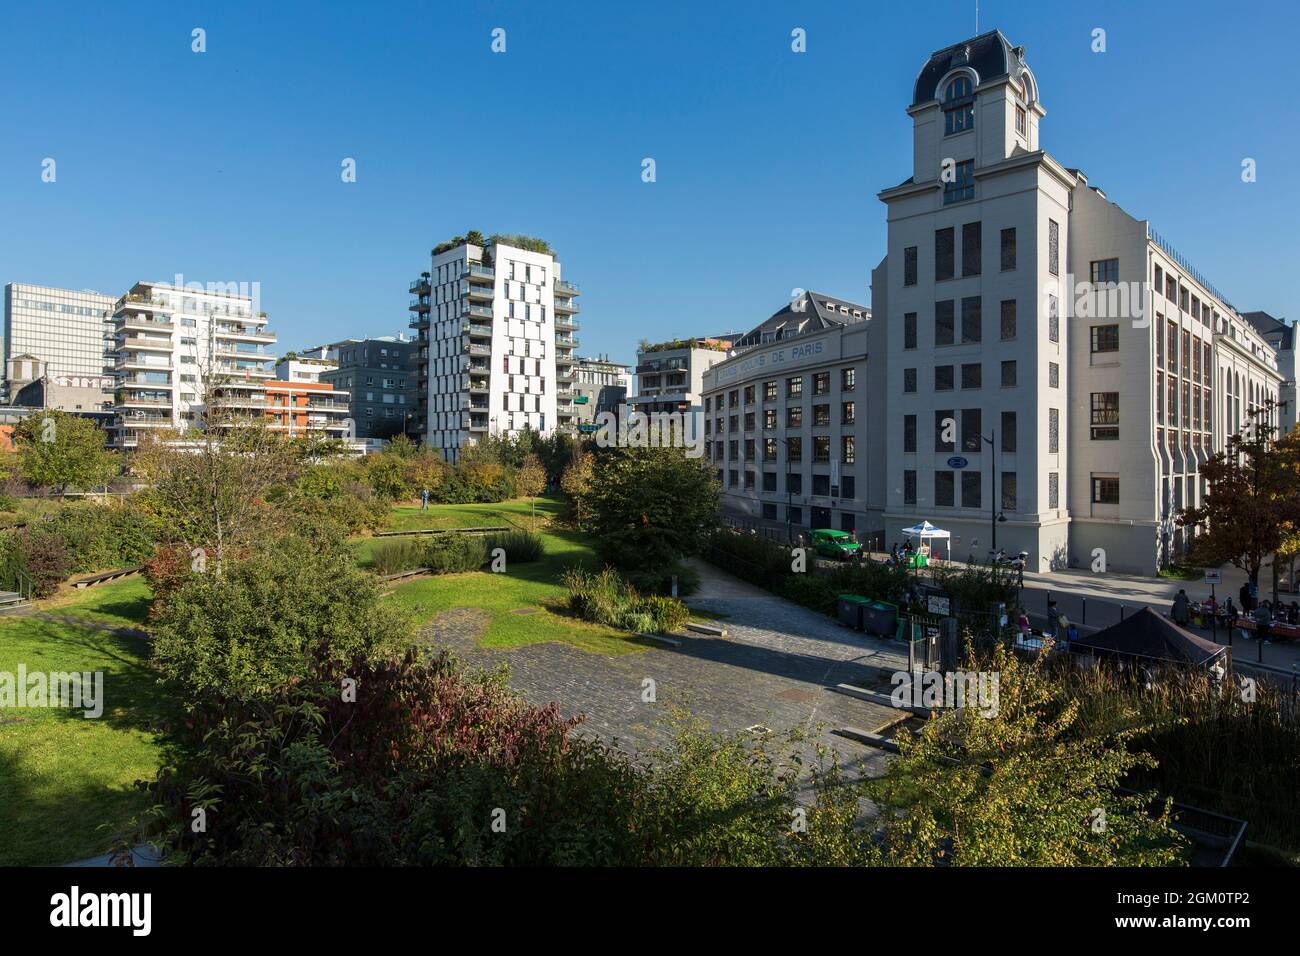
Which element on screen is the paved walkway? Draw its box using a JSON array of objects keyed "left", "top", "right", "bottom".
[{"left": 427, "top": 560, "right": 910, "bottom": 777}]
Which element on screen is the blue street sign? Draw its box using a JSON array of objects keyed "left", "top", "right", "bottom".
[{"left": 947, "top": 456, "right": 969, "bottom": 469}]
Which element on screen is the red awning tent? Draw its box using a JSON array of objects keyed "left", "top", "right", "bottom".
[{"left": 1070, "top": 607, "right": 1229, "bottom": 671}]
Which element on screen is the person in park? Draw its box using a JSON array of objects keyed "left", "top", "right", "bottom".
[
  {"left": 1017, "top": 609, "right": 1031, "bottom": 642},
  {"left": 1171, "top": 589, "right": 1191, "bottom": 627},
  {"left": 420, "top": 487, "right": 430, "bottom": 511}
]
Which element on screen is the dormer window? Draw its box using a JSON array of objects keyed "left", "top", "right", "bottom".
[{"left": 943, "top": 76, "right": 975, "bottom": 135}]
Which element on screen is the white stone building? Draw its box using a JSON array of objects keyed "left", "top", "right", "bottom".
[{"left": 876, "top": 30, "right": 1284, "bottom": 573}]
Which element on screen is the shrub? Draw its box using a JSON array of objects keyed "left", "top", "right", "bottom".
[
  {"left": 421, "top": 533, "right": 488, "bottom": 574},
  {"left": 142, "top": 544, "right": 196, "bottom": 622},
  {"left": 40, "top": 502, "right": 155, "bottom": 573},
  {"left": 370, "top": 539, "right": 426, "bottom": 576},
  {"left": 484, "top": 530, "right": 544, "bottom": 564},
  {"left": 632, "top": 595, "right": 690, "bottom": 634},
  {"left": 774, "top": 574, "right": 839, "bottom": 617},
  {"left": 150, "top": 536, "right": 411, "bottom": 700},
  {"left": 563, "top": 566, "right": 691, "bottom": 635},
  {"left": 17, "top": 531, "right": 73, "bottom": 597}
]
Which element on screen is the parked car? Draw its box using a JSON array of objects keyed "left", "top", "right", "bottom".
[{"left": 811, "top": 528, "right": 861, "bottom": 561}]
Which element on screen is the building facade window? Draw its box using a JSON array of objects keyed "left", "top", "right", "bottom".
[
  {"left": 1048, "top": 219, "right": 1060, "bottom": 275},
  {"left": 903, "top": 246, "right": 918, "bottom": 286},
  {"left": 943, "top": 160, "right": 975, "bottom": 204},
  {"left": 935, "top": 470, "right": 955, "bottom": 506},
  {"left": 1000, "top": 228, "right": 1016, "bottom": 271},
  {"left": 1000, "top": 299, "right": 1017, "bottom": 340},
  {"left": 1090, "top": 392, "right": 1119, "bottom": 439},
  {"left": 961, "top": 222, "right": 981, "bottom": 277},
  {"left": 943, "top": 76, "right": 974, "bottom": 134},
  {"left": 1090, "top": 324, "right": 1119, "bottom": 354},
  {"left": 904, "top": 470, "right": 917, "bottom": 505},
  {"left": 936, "top": 299, "right": 955, "bottom": 345},
  {"left": 1049, "top": 408, "right": 1060, "bottom": 453},
  {"left": 961, "top": 296, "right": 982, "bottom": 343},
  {"left": 904, "top": 312, "right": 917, "bottom": 349},
  {"left": 1001, "top": 360, "right": 1016, "bottom": 387},
  {"left": 1092, "top": 476, "right": 1120, "bottom": 504},
  {"left": 935, "top": 228, "right": 955, "bottom": 280},
  {"left": 1001, "top": 411, "right": 1016, "bottom": 452},
  {"left": 1090, "top": 258, "right": 1119, "bottom": 285},
  {"left": 903, "top": 414, "right": 917, "bottom": 453}
]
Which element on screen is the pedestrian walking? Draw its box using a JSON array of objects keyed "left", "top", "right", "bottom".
[{"left": 420, "top": 488, "right": 429, "bottom": 511}]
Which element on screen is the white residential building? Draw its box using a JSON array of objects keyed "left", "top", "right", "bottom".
[
  {"left": 631, "top": 337, "right": 732, "bottom": 416},
  {"left": 109, "top": 281, "right": 277, "bottom": 449},
  {"left": 876, "top": 29, "right": 1284, "bottom": 573},
  {"left": 410, "top": 239, "right": 579, "bottom": 461}
]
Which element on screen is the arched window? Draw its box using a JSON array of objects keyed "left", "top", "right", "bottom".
[{"left": 943, "top": 75, "right": 975, "bottom": 135}]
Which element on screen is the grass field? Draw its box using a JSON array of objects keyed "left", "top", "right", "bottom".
[
  {"left": 380, "top": 498, "right": 653, "bottom": 656},
  {"left": 0, "top": 578, "right": 167, "bottom": 866}
]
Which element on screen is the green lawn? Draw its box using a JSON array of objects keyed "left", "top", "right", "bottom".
[
  {"left": 0, "top": 579, "right": 169, "bottom": 866},
  {"left": 380, "top": 498, "right": 653, "bottom": 656}
]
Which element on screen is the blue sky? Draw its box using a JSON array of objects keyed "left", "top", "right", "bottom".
[{"left": 2, "top": 0, "right": 1297, "bottom": 361}]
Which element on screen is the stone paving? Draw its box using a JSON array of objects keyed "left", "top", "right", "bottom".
[{"left": 430, "top": 559, "right": 912, "bottom": 778}]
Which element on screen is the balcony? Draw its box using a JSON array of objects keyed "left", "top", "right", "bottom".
[
  {"left": 555, "top": 334, "right": 577, "bottom": 347},
  {"left": 555, "top": 353, "right": 575, "bottom": 366},
  {"left": 114, "top": 293, "right": 171, "bottom": 313},
  {"left": 215, "top": 345, "right": 275, "bottom": 359},
  {"left": 119, "top": 375, "right": 172, "bottom": 389},
  {"left": 117, "top": 316, "right": 175, "bottom": 334},
  {"left": 466, "top": 418, "right": 489, "bottom": 433},
  {"left": 213, "top": 324, "right": 276, "bottom": 343},
  {"left": 213, "top": 363, "right": 274, "bottom": 379},
  {"left": 409, "top": 277, "right": 431, "bottom": 295},
  {"left": 555, "top": 279, "right": 579, "bottom": 297},
  {"left": 554, "top": 297, "right": 579, "bottom": 315},
  {"left": 114, "top": 395, "right": 171, "bottom": 408},
  {"left": 467, "top": 283, "right": 494, "bottom": 302},
  {"left": 114, "top": 355, "right": 173, "bottom": 372},
  {"left": 409, "top": 297, "right": 431, "bottom": 312},
  {"left": 555, "top": 316, "right": 578, "bottom": 332},
  {"left": 468, "top": 263, "right": 495, "bottom": 282},
  {"left": 465, "top": 343, "right": 492, "bottom": 357},
  {"left": 465, "top": 378, "right": 490, "bottom": 394},
  {"left": 119, "top": 336, "right": 173, "bottom": 352},
  {"left": 464, "top": 302, "right": 493, "bottom": 320},
  {"left": 465, "top": 322, "right": 492, "bottom": 338}
]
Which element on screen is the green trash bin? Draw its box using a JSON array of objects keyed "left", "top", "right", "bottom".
[
  {"left": 859, "top": 599, "right": 899, "bottom": 638},
  {"left": 837, "top": 594, "right": 870, "bottom": 629}
]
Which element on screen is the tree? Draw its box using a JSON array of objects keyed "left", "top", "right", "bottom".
[
  {"left": 1179, "top": 403, "right": 1300, "bottom": 590},
  {"left": 871, "top": 643, "right": 1187, "bottom": 866},
  {"left": 12, "top": 410, "right": 118, "bottom": 493},
  {"left": 559, "top": 445, "right": 595, "bottom": 528},
  {"left": 586, "top": 446, "right": 720, "bottom": 572},
  {"left": 516, "top": 453, "right": 547, "bottom": 516},
  {"left": 130, "top": 376, "right": 300, "bottom": 576}
]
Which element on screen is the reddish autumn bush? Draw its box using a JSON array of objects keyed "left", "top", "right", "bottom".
[{"left": 142, "top": 544, "right": 194, "bottom": 621}]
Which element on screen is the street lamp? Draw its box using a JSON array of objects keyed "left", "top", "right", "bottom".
[{"left": 982, "top": 428, "right": 1007, "bottom": 555}]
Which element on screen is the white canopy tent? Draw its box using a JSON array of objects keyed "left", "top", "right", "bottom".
[{"left": 901, "top": 520, "right": 951, "bottom": 562}]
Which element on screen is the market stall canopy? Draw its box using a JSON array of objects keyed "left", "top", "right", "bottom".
[
  {"left": 1071, "top": 607, "right": 1228, "bottom": 669},
  {"left": 901, "top": 520, "right": 950, "bottom": 540}
]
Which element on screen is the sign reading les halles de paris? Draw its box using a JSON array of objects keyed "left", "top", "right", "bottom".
[{"left": 712, "top": 337, "right": 832, "bottom": 384}]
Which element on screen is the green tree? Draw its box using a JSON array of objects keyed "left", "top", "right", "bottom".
[
  {"left": 586, "top": 446, "right": 720, "bottom": 572},
  {"left": 1179, "top": 403, "right": 1300, "bottom": 590},
  {"left": 515, "top": 453, "right": 547, "bottom": 516},
  {"left": 559, "top": 445, "right": 595, "bottom": 528},
  {"left": 12, "top": 410, "right": 117, "bottom": 492}
]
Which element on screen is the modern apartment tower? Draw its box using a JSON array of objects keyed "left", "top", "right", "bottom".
[
  {"left": 109, "top": 281, "right": 277, "bottom": 448},
  {"left": 877, "top": 30, "right": 1283, "bottom": 573},
  {"left": 409, "top": 238, "right": 579, "bottom": 461}
]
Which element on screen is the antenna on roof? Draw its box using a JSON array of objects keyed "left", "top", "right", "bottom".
[{"left": 975, "top": 1, "right": 979, "bottom": 32}]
